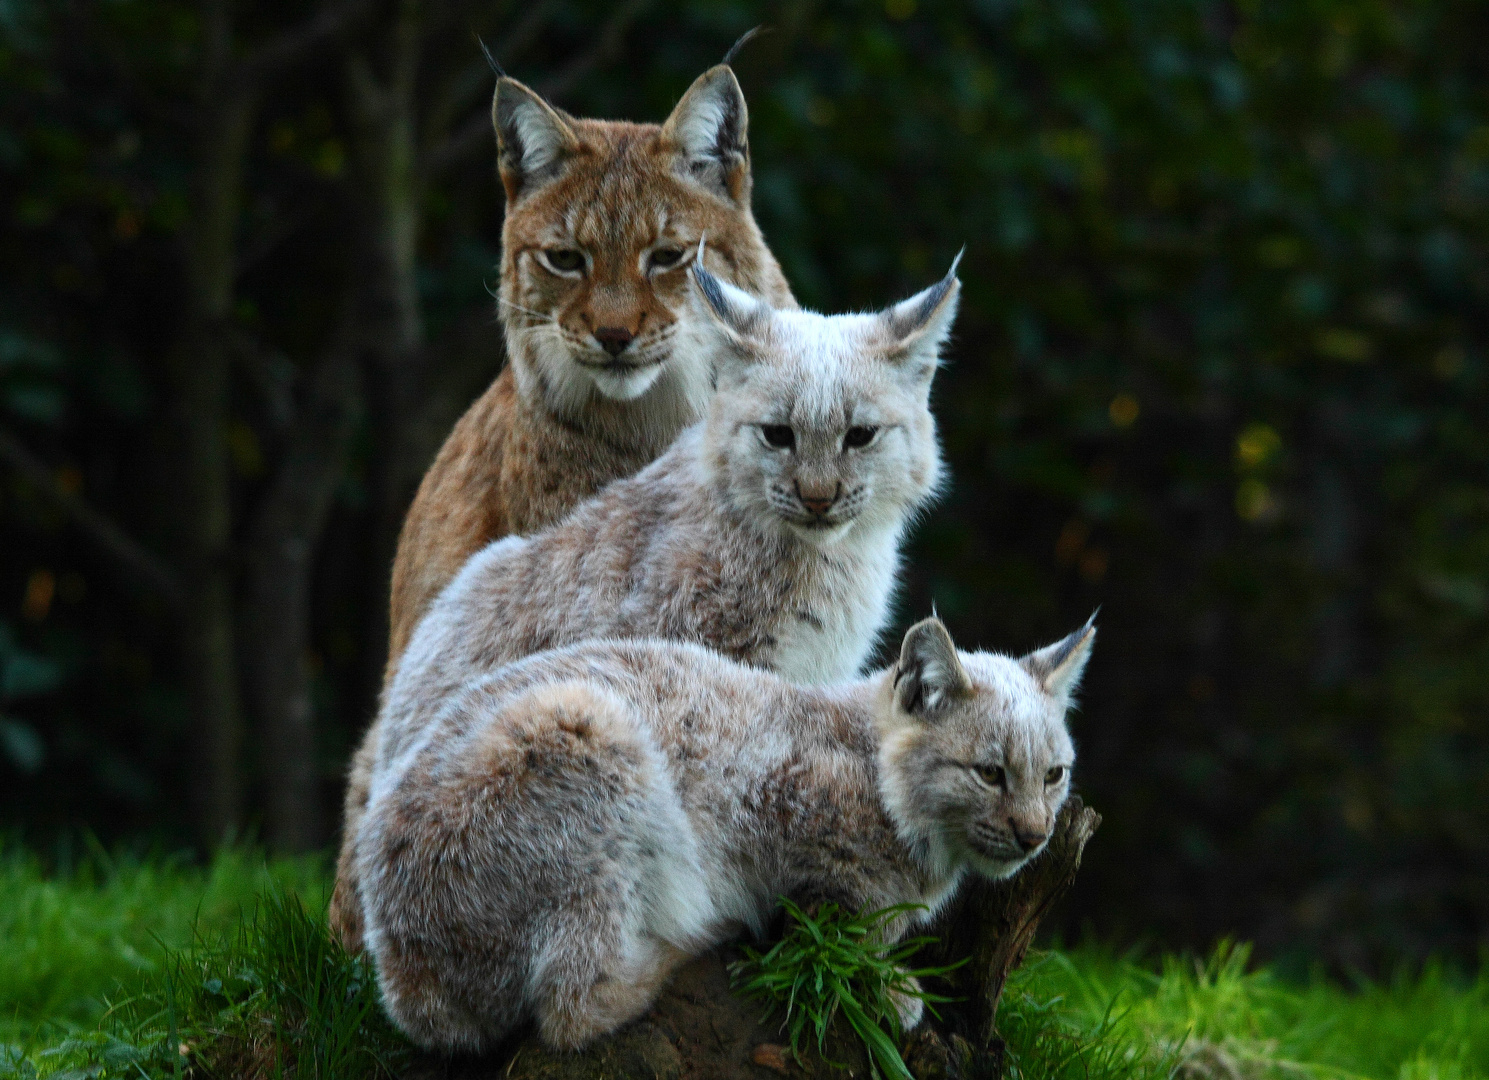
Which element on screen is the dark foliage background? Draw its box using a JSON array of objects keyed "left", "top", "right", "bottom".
[{"left": 1, "top": 0, "right": 1485, "bottom": 972}]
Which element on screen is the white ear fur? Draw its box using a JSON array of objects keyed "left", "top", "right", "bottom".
[
  {"left": 661, "top": 66, "right": 750, "bottom": 201},
  {"left": 492, "top": 77, "right": 580, "bottom": 199},
  {"left": 895, "top": 618, "right": 974, "bottom": 718},
  {"left": 879, "top": 251, "right": 963, "bottom": 380},
  {"left": 689, "top": 243, "right": 769, "bottom": 344},
  {"left": 1020, "top": 615, "right": 1097, "bottom": 702}
]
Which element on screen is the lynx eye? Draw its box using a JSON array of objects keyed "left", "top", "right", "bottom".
[
  {"left": 760, "top": 424, "right": 795, "bottom": 450},
  {"left": 1045, "top": 766, "right": 1068, "bottom": 785},
  {"left": 974, "top": 765, "right": 1006, "bottom": 788},
  {"left": 843, "top": 426, "right": 879, "bottom": 450},
  {"left": 648, "top": 247, "right": 684, "bottom": 271},
  {"left": 544, "top": 248, "right": 585, "bottom": 273}
]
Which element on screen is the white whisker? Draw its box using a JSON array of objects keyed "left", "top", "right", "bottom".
[{"left": 499, "top": 297, "right": 550, "bottom": 320}]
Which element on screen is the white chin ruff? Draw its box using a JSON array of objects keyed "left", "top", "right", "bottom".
[
  {"left": 970, "top": 850, "right": 1036, "bottom": 881},
  {"left": 786, "top": 519, "right": 855, "bottom": 546},
  {"left": 589, "top": 363, "right": 665, "bottom": 401}
]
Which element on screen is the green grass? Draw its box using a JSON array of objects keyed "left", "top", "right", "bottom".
[
  {"left": 0, "top": 844, "right": 409, "bottom": 1079},
  {"left": 1001, "top": 942, "right": 1489, "bottom": 1080},
  {"left": 729, "top": 898, "right": 964, "bottom": 1079},
  {"left": 0, "top": 842, "right": 324, "bottom": 1050},
  {"left": 1, "top": 847, "right": 1485, "bottom": 1080}
]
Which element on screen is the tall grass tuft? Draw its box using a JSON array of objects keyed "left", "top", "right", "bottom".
[
  {"left": 995, "top": 952, "right": 1178, "bottom": 1080},
  {"left": 729, "top": 897, "right": 963, "bottom": 1080}
]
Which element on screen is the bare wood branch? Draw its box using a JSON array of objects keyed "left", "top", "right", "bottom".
[
  {"left": 242, "top": 292, "right": 361, "bottom": 853},
  {"left": 419, "top": 1, "right": 558, "bottom": 171},
  {"left": 536, "top": 0, "right": 649, "bottom": 100},
  {"left": 0, "top": 427, "right": 186, "bottom": 610},
  {"left": 421, "top": 0, "right": 649, "bottom": 177},
  {"left": 234, "top": 0, "right": 373, "bottom": 89}
]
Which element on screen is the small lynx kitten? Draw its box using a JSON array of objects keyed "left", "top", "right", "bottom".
[
  {"left": 375, "top": 255, "right": 959, "bottom": 773},
  {"left": 357, "top": 616, "right": 1095, "bottom": 1052}
]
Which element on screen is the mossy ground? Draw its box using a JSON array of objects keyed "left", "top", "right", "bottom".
[{"left": 1, "top": 845, "right": 1484, "bottom": 1079}]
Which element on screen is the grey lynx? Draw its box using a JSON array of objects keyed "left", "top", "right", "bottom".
[
  {"left": 373, "top": 255, "right": 959, "bottom": 774},
  {"left": 357, "top": 616, "right": 1095, "bottom": 1051}
]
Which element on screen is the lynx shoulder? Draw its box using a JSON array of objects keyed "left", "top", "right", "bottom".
[{"left": 356, "top": 617, "right": 1096, "bottom": 1053}]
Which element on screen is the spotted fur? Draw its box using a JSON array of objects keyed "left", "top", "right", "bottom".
[
  {"left": 331, "top": 65, "right": 792, "bottom": 949},
  {"left": 356, "top": 617, "right": 1094, "bottom": 1052}
]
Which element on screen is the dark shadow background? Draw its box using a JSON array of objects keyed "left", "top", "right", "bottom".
[{"left": 1, "top": 0, "right": 1485, "bottom": 974}]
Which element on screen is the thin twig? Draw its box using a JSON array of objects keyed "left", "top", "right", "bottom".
[
  {"left": 422, "top": 0, "right": 649, "bottom": 176},
  {"left": 234, "top": 194, "right": 330, "bottom": 282},
  {"left": 536, "top": 0, "right": 650, "bottom": 100},
  {"left": 420, "top": 1, "right": 558, "bottom": 174},
  {"left": 234, "top": 0, "right": 373, "bottom": 89},
  {"left": 0, "top": 427, "right": 186, "bottom": 609}
]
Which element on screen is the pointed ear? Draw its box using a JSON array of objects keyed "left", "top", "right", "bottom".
[
  {"left": 492, "top": 77, "right": 581, "bottom": 203},
  {"left": 894, "top": 618, "right": 974, "bottom": 719},
  {"left": 1020, "top": 615, "right": 1097, "bottom": 702},
  {"left": 877, "top": 251, "right": 963, "bottom": 383},
  {"left": 690, "top": 242, "right": 769, "bottom": 345},
  {"left": 661, "top": 65, "right": 751, "bottom": 203}
]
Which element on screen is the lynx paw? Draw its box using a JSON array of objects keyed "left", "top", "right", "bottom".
[{"left": 888, "top": 971, "right": 925, "bottom": 1031}]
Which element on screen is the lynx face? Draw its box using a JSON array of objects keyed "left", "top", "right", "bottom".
[
  {"left": 692, "top": 259, "right": 959, "bottom": 546},
  {"left": 880, "top": 618, "right": 1095, "bottom": 880},
  {"left": 495, "top": 68, "right": 791, "bottom": 424}
]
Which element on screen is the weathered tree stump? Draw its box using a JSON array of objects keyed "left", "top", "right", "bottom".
[
  {"left": 925, "top": 795, "right": 1104, "bottom": 1051},
  {"left": 401, "top": 798, "right": 1101, "bottom": 1080}
]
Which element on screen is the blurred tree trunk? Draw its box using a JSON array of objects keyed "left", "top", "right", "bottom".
[
  {"left": 241, "top": 302, "right": 361, "bottom": 853},
  {"left": 1305, "top": 404, "right": 1362, "bottom": 689},
  {"left": 171, "top": 0, "right": 366, "bottom": 845},
  {"left": 171, "top": 0, "right": 257, "bottom": 843},
  {"left": 344, "top": 0, "right": 428, "bottom": 703}
]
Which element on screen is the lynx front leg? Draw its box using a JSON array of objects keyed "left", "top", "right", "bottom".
[{"left": 534, "top": 933, "right": 691, "bottom": 1050}]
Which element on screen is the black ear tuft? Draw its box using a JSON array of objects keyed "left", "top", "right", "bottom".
[
  {"left": 1020, "top": 613, "right": 1097, "bottom": 700},
  {"left": 883, "top": 249, "right": 964, "bottom": 342},
  {"left": 722, "top": 25, "right": 769, "bottom": 67},
  {"left": 689, "top": 239, "right": 768, "bottom": 341},
  {"left": 475, "top": 34, "right": 506, "bottom": 78},
  {"left": 895, "top": 618, "right": 974, "bottom": 718},
  {"left": 691, "top": 247, "right": 732, "bottom": 322}
]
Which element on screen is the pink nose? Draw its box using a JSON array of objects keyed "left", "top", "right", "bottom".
[
  {"left": 796, "top": 482, "right": 840, "bottom": 515},
  {"left": 593, "top": 327, "right": 635, "bottom": 357},
  {"left": 1011, "top": 821, "right": 1049, "bottom": 853}
]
